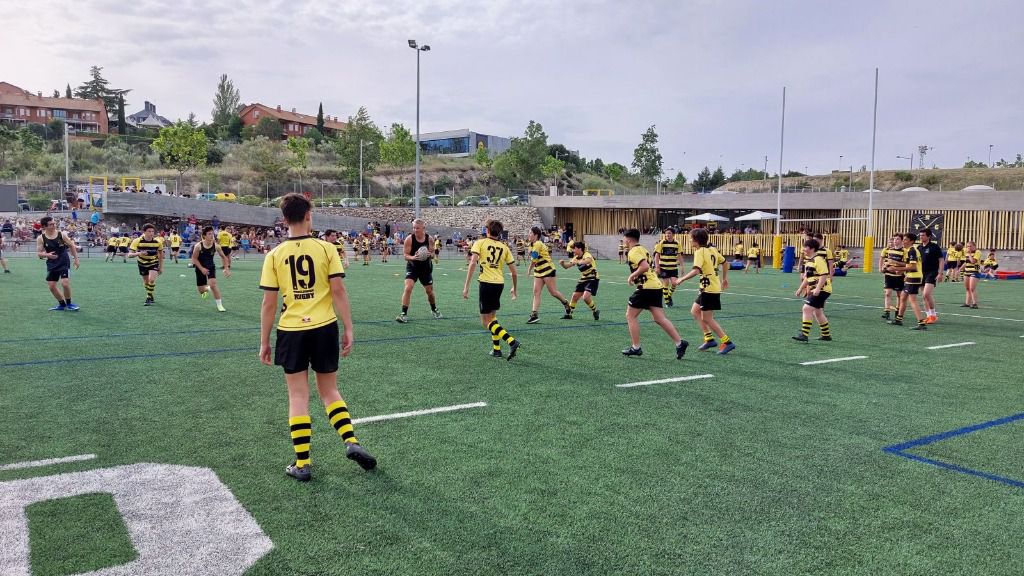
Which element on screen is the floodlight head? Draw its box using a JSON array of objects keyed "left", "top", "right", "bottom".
[
  {"left": 422, "top": 45, "right": 431, "bottom": 51},
  {"left": 408, "top": 39, "right": 417, "bottom": 48}
]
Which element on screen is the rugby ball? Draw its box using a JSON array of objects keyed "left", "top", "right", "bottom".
[{"left": 415, "top": 246, "right": 431, "bottom": 261}]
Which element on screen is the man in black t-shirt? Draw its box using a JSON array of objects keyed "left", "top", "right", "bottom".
[{"left": 918, "top": 228, "right": 944, "bottom": 324}]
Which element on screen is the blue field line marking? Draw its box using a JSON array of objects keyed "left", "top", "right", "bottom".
[
  {"left": 882, "top": 412, "right": 1024, "bottom": 490},
  {"left": 0, "top": 309, "right": 803, "bottom": 367}
]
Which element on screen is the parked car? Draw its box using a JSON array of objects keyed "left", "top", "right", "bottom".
[
  {"left": 17, "top": 198, "right": 30, "bottom": 212},
  {"left": 477, "top": 195, "right": 491, "bottom": 206},
  {"left": 338, "top": 197, "right": 369, "bottom": 208},
  {"left": 496, "top": 196, "right": 520, "bottom": 206},
  {"left": 259, "top": 198, "right": 282, "bottom": 208},
  {"left": 457, "top": 196, "right": 480, "bottom": 207},
  {"left": 427, "top": 194, "right": 454, "bottom": 207}
]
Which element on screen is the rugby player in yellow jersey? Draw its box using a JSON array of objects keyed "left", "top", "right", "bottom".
[
  {"left": 558, "top": 241, "right": 600, "bottom": 320},
  {"left": 654, "top": 227, "right": 684, "bottom": 307},
  {"left": 433, "top": 236, "right": 442, "bottom": 263},
  {"left": 958, "top": 240, "right": 982, "bottom": 308},
  {"left": 733, "top": 240, "right": 744, "bottom": 262},
  {"left": 169, "top": 231, "right": 182, "bottom": 263},
  {"left": 191, "top": 226, "right": 231, "bottom": 311},
  {"left": 526, "top": 226, "right": 572, "bottom": 323},
  {"left": 217, "top": 227, "right": 234, "bottom": 267},
  {"left": 259, "top": 194, "right": 375, "bottom": 482},
  {"left": 880, "top": 233, "right": 905, "bottom": 321},
  {"left": 944, "top": 242, "right": 960, "bottom": 282},
  {"left": 888, "top": 232, "right": 927, "bottom": 329},
  {"left": 621, "top": 228, "right": 688, "bottom": 359},
  {"left": 792, "top": 238, "right": 834, "bottom": 341},
  {"left": 104, "top": 234, "right": 119, "bottom": 262},
  {"left": 463, "top": 220, "right": 521, "bottom": 360},
  {"left": 361, "top": 236, "right": 371, "bottom": 266},
  {"left": 835, "top": 245, "right": 851, "bottom": 273},
  {"left": 982, "top": 250, "right": 998, "bottom": 280},
  {"left": 674, "top": 228, "right": 736, "bottom": 354},
  {"left": 322, "top": 230, "right": 350, "bottom": 269},
  {"left": 128, "top": 223, "right": 165, "bottom": 306},
  {"left": 744, "top": 243, "right": 760, "bottom": 274},
  {"left": 812, "top": 232, "right": 836, "bottom": 276},
  {"left": 117, "top": 234, "right": 130, "bottom": 263},
  {"left": 617, "top": 239, "right": 626, "bottom": 263}
]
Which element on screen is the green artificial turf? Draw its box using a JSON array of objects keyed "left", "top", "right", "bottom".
[
  {"left": 27, "top": 493, "right": 137, "bottom": 576},
  {"left": 1, "top": 254, "right": 1022, "bottom": 575}
]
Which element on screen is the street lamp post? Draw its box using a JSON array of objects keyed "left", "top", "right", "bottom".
[
  {"left": 897, "top": 154, "right": 913, "bottom": 170},
  {"left": 359, "top": 139, "right": 375, "bottom": 199},
  {"left": 988, "top": 144, "right": 994, "bottom": 167},
  {"left": 409, "top": 39, "right": 431, "bottom": 218}
]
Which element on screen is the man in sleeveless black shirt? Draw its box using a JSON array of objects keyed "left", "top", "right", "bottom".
[
  {"left": 35, "top": 216, "right": 80, "bottom": 311},
  {"left": 396, "top": 219, "right": 441, "bottom": 323}
]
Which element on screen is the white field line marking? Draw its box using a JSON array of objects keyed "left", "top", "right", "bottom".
[
  {"left": 0, "top": 453, "right": 97, "bottom": 472},
  {"left": 720, "top": 290, "right": 1024, "bottom": 322},
  {"left": 352, "top": 402, "right": 487, "bottom": 425},
  {"left": 800, "top": 356, "right": 867, "bottom": 366},
  {"left": 927, "top": 342, "right": 976, "bottom": 350},
  {"left": 617, "top": 374, "right": 714, "bottom": 388}
]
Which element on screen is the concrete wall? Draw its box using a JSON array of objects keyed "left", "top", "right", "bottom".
[
  {"left": 102, "top": 193, "right": 476, "bottom": 237},
  {"left": 531, "top": 189, "right": 1024, "bottom": 211}
]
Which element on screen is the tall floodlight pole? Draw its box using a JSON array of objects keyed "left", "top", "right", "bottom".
[
  {"left": 64, "top": 122, "right": 70, "bottom": 198},
  {"left": 865, "top": 68, "right": 879, "bottom": 273},
  {"left": 409, "top": 40, "right": 431, "bottom": 218},
  {"left": 359, "top": 139, "right": 375, "bottom": 199},
  {"left": 772, "top": 87, "right": 786, "bottom": 269}
]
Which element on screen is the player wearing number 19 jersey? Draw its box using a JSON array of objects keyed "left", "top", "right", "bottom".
[
  {"left": 464, "top": 220, "right": 520, "bottom": 360},
  {"left": 259, "top": 193, "right": 375, "bottom": 482},
  {"left": 622, "top": 228, "right": 688, "bottom": 359}
]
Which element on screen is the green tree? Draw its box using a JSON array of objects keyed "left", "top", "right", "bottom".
[
  {"left": 499, "top": 120, "right": 548, "bottom": 183},
  {"left": 540, "top": 155, "right": 566, "bottom": 186},
  {"left": 74, "top": 65, "right": 130, "bottom": 118},
  {"left": 286, "top": 136, "right": 311, "bottom": 191},
  {"left": 672, "top": 171, "right": 687, "bottom": 189},
  {"left": 710, "top": 166, "right": 726, "bottom": 189},
  {"left": 632, "top": 125, "right": 663, "bottom": 182},
  {"left": 547, "top": 144, "right": 582, "bottom": 170},
  {"left": 474, "top": 142, "right": 493, "bottom": 168},
  {"left": 606, "top": 162, "right": 627, "bottom": 182},
  {"left": 52, "top": 89, "right": 60, "bottom": 98},
  {"left": 493, "top": 151, "right": 517, "bottom": 186},
  {"left": 589, "top": 158, "right": 605, "bottom": 175},
  {"left": 234, "top": 136, "right": 288, "bottom": 182},
  {"left": 316, "top": 102, "right": 325, "bottom": 134},
  {"left": 332, "top": 106, "right": 383, "bottom": 182},
  {"left": 211, "top": 74, "right": 241, "bottom": 127},
  {"left": 379, "top": 123, "right": 416, "bottom": 168},
  {"left": 694, "top": 166, "right": 713, "bottom": 191},
  {"left": 254, "top": 116, "right": 282, "bottom": 139},
  {"left": 304, "top": 126, "right": 324, "bottom": 146},
  {"left": 117, "top": 94, "right": 127, "bottom": 134},
  {"left": 150, "top": 121, "right": 209, "bottom": 189},
  {"left": 65, "top": 84, "right": 72, "bottom": 99}
]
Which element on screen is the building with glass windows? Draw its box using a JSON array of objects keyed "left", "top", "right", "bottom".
[{"left": 417, "top": 129, "right": 511, "bottom": 157}]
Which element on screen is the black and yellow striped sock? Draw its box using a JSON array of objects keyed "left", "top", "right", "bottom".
[
  {"left": 669, "top": 283, "right": 677, "bottom": 296},
  {"left": 721, "top": 335, "right": 731, "bottom": 344},
  {"left": 289, "top": 415, "right": 312, "bottom": 467},
  {"left": 585, "top": 299, "right": 597, "bottom": 311},
  {"left": 896, "top": 314, "right": 904, "bottom": 321},
  {"left": 491, "top": 335, "right": 501, "bottom": 352},
  {"left": 326, "top": 399, "right": 359, "bottom": 444},
  {"left": 569, "top": 300, "right": 577, "bottom": 311},
  {"left": 662, "top": 286, "right": 671, "bottom": 301},
  {"left": 820, "top": 322, "right": 831, "bottom": 337},
  {"left": 801, "top": 320, "right": 812, "bottom": 336},
  {"left": 703, "top": 332, "right": 714, "bottom": 342},
  {"left": 488, "top": 320, "right": 516, "bottom": 344},
  {"left": 145, "top": 283, "right": 154, "bottom": 298}
]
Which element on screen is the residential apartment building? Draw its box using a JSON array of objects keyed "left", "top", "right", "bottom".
[
  {"left": 237, "top": 103, "right": 347, "bottom": 139},
  {"left": 417, "top": 129, "right": 511, "bottom": 157},
  {"left": 0, "top": 81, "right": 108, "bottom": 133}
]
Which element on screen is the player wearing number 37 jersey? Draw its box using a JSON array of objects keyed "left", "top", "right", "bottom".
[
  {"left": 464, "top": 219, "right": 521, "bottom": 360},
  {"left": 259, "top": 193, "right": 376, "bottom": 483}
]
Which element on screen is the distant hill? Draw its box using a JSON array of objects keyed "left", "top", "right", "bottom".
[{"left": 717, "top": 167, "right": 1024, "bottom": 193}]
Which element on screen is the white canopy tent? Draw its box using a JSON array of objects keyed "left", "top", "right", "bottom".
[
  {"left": 735, "top": 210, "right": 780, "bottom": 221},
  {"left": 685, "top": 212, "right": 730, "bottom": 222}
]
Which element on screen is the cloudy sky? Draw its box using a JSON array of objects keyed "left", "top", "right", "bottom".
[{"left": 3, "top": 0, "right": 1021, "bottom": 178}]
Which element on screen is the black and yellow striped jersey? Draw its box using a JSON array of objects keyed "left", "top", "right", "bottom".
[
  {"left": 627, "top": 245, "right": 662, "bottom": 290},
  {"left": 816, "top": 246, "right": 834, "bottom": 262},
  {"left": 573, "top": 252, "right": 599, "bottom": 281},
  {"left": 693, "top": 246, "right": 724, "bottom": 293},
  {"left": 529, "top": 241, "right": 555, "bottom": 277},
  {"left": 331, "top": 240, "right": 346, "bottom": 259},
  {"left": 982, "top": 257, "right": 997, "bottom": 267},
  {"left": 837, "top": 249, "right": 850, "bottom": 262},
  {"left": 118, "top": 236, "right": 131, "bottom": 247},
  {"left": 654, "top": 239, "right": 683, "bottom": 271},
  {"left": 106, "top": 237, "right": 119, "bottom": 247},
  {"left": 747, "top": 247, "right": 760, "bottom": 258},
  {"left": 472, "top": 238, "right": 514, "bottom": 284},
  {"left": 883, "top": 247, "right": 905, "bottom": 276},
  {"left": 962, "top": 250, "right": 982, "bottom": 275},
  {"left": 259, "top": 236, "right": 345, "bottom": 331},
  {"left": 130, "top": 236, "right": 164, "bottom": 266},
  {"left": 804, "top": 255, "right": 832, "bottom": 293},
  {"left": 904, "top": 246, "right": 923, "bottom": 283}
]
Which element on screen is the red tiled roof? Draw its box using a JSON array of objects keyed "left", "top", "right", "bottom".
[
  {"left": 240, "top": 103, "right": 347, "bottom": 130},
  {"left": 0, "top": 82, "right": 106, "bottom": 113}
]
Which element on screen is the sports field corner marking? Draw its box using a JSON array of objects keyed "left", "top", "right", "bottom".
[
  {"left": 0, "top": 453, "right": 97, "bottom": 472},
  {"left": 799, "top": 356, "right": 867, "bottom": 366},
  {"left": 616, "top": 374, "right": 714, "bottom": 388},
  {"left": 926, "top": 342, "right": 976, "bottom": 350},
  {"left": 353, "top": 402, "right": 487, "bottom": 424}
]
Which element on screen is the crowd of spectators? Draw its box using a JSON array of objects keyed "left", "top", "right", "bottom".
[{"left": 317, "top": 206, "right": 542, "bottom": 236}]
